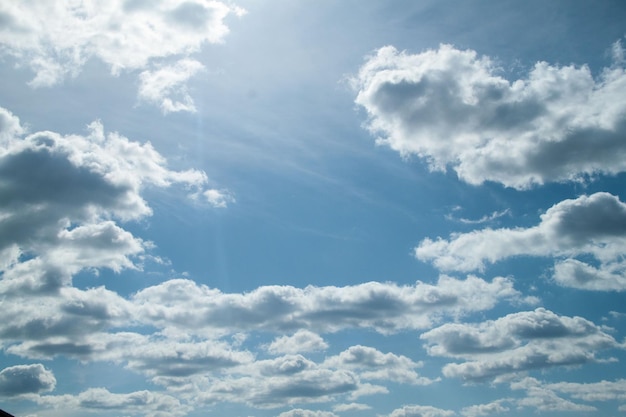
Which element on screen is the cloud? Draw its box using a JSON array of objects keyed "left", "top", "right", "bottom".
[
  {"left": 34, "top": 387, "right": 189, "bottom": 417},
  {"left": 0, "top": 364, "right": 56, "bottom": 396},
  {"left": 416, "top": 192, "right": 626, "bottom": 291},
  {"left": 332, "top": 402, "right": 371, "bottom": 412},
  {"left": 421, "top": 308, "right": 619, "bottom": 381},
  {"left": 277, "top": 410, "right": 338, "bottom": 417},
  {"left": 385, "top": 405, "right": 455, "bottom": 417},
  {"left": 545, "top": 378, "right": 626, "bottom": 402},
  {"left": 510, "top": 378, "right": 597, "bottom": 413},
  {"left": 353, "top": 42, "right": 626, "bottom": 189},
  {"left": 0, "top": 0, "right": 244, "bottom": 110},
  {"left": 138, "top": 59, "right": 205, "bottom": 113},
  {"left": 266, "top": 330, "right": 329, "bottom": 355},
  {"left": 323, "top": 345, "right": 434, "bottom": 385},
  {"left": 0, "top": 106, "right": 224, "bottom": 292},
  {"left": 201, "top": 188, "right": 236, "bottom": 208},
  {"left": 461, "top": 400, "right": 509, "bottom": 417},
  {"left": 133, "top": 275, "right": 522, "bottom": 335}
]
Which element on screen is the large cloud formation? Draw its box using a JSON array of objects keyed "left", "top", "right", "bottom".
[
  {"left": 354, "top": 42, "right": 626, "bottom": 189},
  {"left": 416, "top": 192, "right": 626, "bottom": 291},
  {"left": 421, "top": 308, "right": 620, "bottom": 381},
  {"left": 0, "top": 0, "right": 244, "bottom": 112}
]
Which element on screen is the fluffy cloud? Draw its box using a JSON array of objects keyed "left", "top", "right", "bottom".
[
  {"left": 277, "top": 409, "right": 338, "bottom": 417},
  {"left": 461, "top": 400, "right": 509, "bottom": 417},
  {"left": 35, "top": 387, "right": 189, "bottom": 417},
  {"left": 323, "top": 345, "right": 434, "bottom": 385},
  {"left": 138, "top": 59, "right": 205, "bottom": 113},
  {"left": 385, "top": 405, "right": 454, "bottom": 417},
  {"left": 421, "top": 308, "right": 619, "bottom": 381},
  {"left": 0, "top": 107, "right": 224, "bottom": 292},
  {"left": 266, "top": 330, "right": 329, "bottom": 355},
  {"left": 0, "top": 0, "right": 244, "bottom": 110},
  {"left": 0, "top": 364, "right": 56, "bottom": 396},
  {"left": 133, "top": 275, "right": 522, "bottom": 335},
  {"left": 354, "top": 42, "right": 626, "bottom": 189},
  {"left": 416, "top": 192, "right": 626, "bottom": 291}
]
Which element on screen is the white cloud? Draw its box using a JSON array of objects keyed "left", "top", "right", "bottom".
[
  {"left": 416, "top": 192, "right": 626, "bottom": 291},
  {"left": 421, "top": 308, "right": 619, "bottom": 381},
  {"left": 385, "top": 405, "right": 455, "bottom": 417},
  {"left": 0, "top": 0, "right": 243, "bottom": 111},
  {"left": 266, "top": 330, "right": 329, "bottom": 355},
  {"left": 461, "top": 400, "right": 509, "bottom": 417},
  {"left": 34, "top": 387, "right": 189, "bottom": 417},
  {"left": 138, "top": 59, "right": 205, "bottom": 113},
  {"left": 202, "top": 188, "right": 236, "bottom": 208},
  {"left": 332, "top": 402, "right": 371, "bottom": 412},
  {"left": 0, "top": 107, "right": 222, "bottom": 292},
  {"left": 510, "top": 378, "right": 597, "bottom": 413},
  {"left": 354, "top": 42, "right": 626, "bottom": 189},
  {"left": 277, "top": 409, "right": 338, "bottom": 417},
  {"left": 0, "top": 364, "right": 56, "bottom": 396},
  {"left": 545, "top": 378, "right": 626, "bottom": 402},
  {"left": 323, "top": 345, "right": 434, "bottom": 385},
  {"left": 133, "top": 275, "right": 522, "bottom": 335}
]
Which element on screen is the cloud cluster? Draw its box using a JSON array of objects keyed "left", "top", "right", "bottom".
[
  {"left": 132, "top": 275, "right": 522, "bottom": 335},
  {"left": 0, "top": 364, "right": 56, "bottom": 396},
  {"left": 416, "top": 192, "right": 626, "bottom": 291},
  {"left": 354, "top": 42, "right": 626, "bottom": 189},
  {"left": 421, "top": 308, "right": 620, "bottom": 381},
  {"left": 0, "top": 0, "right": 244, "bottom": 111},
  {"left": 0, "top": 107, "right": 227, "bottom": 297}
]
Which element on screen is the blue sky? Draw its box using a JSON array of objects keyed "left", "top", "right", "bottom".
[{"left": 1, "top": 1, "right": 626, "bottom": 416}]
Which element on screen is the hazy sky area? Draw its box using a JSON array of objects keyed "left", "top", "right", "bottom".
[{"left": 1, "top": 1, "right": 626, "bottom": 416}]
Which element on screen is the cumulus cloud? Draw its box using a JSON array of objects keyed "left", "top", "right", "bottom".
[
  {"left": 133, "top": 275, "right": 522, "bottom": 335},
  {"left": 385, "top": 405, "right": 454, "bottom": 417},
  {"left": 416, "top": 192, "right": 626, "bottom": 291},
  {"left": 0, "top": 0, "right": 244, "bottom": 110},
  {"left": 266, "top": 330, "right": 329, "bottom": 355},
  {"left": 461, "top": 400, "right": 509, "bottom": 417},
  {"left": 323, "top": 345, "right": 434, "bottom": 385},
  {"left": 354, "top": 42, "right": 626, "bottom": 189},
  {"left": 421, "top": 308, "right": 619, "bottom": 381},
  {"left": 333, "top": 402, "right": 371, "bottom": 412},
  {"left": 0, "top": 364, "right": 56, "bottom": 396},
  {"left": 0, "top": 106, "right": 224, "bottom": 292},
  {"left": 277, "top": 409, "right": 338, "bottom": 417},
  {"left": 34, "top": 387, "right": 189, "bottom": 417}
]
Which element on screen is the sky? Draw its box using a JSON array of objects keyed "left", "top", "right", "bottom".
[{"left": 1, "top": 1, "right": 626, "bottom": 416}]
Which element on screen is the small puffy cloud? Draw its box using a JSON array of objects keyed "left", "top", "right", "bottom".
[
  {"left": 0, "top": 1, "right": 242, "bottom": 111},
  {"left": 333, "top": 402, "right": 371, "bottom": 412},
  {"left": 138, "top": 59, "right": 205, "bottom": 113},
  {"left": 277, "top": 409, "right": 338, "bottom": 417},
  {"left": 0, "top": 364, "right": 56, "bottom": 396},
  {"left": 416, "top": 192, "right": 626, "bottom": 291},
  {"left": 323, "top": 345, "right": 434, "bottom": 385},
  {"left": 202, "top": 188, "right": 235, "bottom": 208},
  {"left": 266, "top": 330, "right": 329, "bottom": 355},
  {"left": 461, "top": 400, "right": 509, "bottom": 417},
  {"left": 354, "top": 42, "right": 626, "bottom": 189},
  {"left": 421, "top": 308, "right": 619, "bottom": 381},
  {"left": 133, "top": 275, "right": 522, "bottom": 335},
  {"left": 385, "top": 405, "right": 455, "bottom": 417}
]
